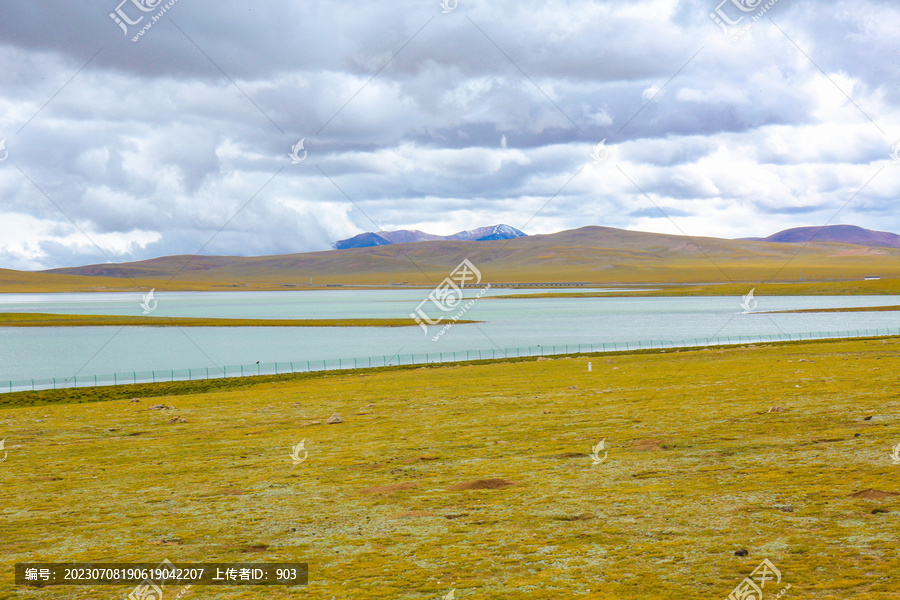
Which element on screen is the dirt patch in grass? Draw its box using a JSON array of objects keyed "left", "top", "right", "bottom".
[
  {"left": 849, "top": 489, "right": 900, "bottom": 499},
  {"left": 446, "top": 478, "right": 518, "bottom": 490}
]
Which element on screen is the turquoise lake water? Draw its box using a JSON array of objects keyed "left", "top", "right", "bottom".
[{"left": 0, "top": 289, "right": 897, "bottom": 384}]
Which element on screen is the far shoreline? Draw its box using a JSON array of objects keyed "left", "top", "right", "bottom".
[{"left": 0, "top": 313, "right": 481, "bottom": 328}]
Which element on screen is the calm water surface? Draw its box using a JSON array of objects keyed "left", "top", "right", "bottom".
[{"left": 0, "top": 289, "right": 897, "bottom": 381}]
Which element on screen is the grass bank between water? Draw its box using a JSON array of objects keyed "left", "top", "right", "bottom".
[{"left": 489, "top": 279, "right": 900, "bottom": 299}]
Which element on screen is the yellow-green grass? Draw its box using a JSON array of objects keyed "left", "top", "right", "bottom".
[
  {"left": 0, "top": 313, "right": 475, "bottom": 328},
  {"left": 491, "top": 278, "right": 900, "bottom": 298},
  {"left": 761, "top": 306, "right": 900, "bottom": 314},
  {"left": 1, "top": 337, "right": 899, "bottom": 599}
]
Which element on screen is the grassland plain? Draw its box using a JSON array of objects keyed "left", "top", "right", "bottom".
[{"left": 1, "top": 338, "right": 898, "bottom": 599}]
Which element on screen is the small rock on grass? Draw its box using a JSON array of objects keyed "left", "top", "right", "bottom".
[
  {"left": 734, "top": 549, "right": 749, "bottom": 557},
  {"left": 167, "top": 416, "right": 186, "bottom": 424},
  {"left": 325, "top": 414, "right": 343, "bottom": 424}
]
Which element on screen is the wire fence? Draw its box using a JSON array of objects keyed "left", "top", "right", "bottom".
[{"left": 2, "top": 327, "right": 898, "bottom": 394}]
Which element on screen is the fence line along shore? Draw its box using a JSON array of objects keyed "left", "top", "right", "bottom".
[{"left": 3, "top": 328, "right": 898, "bottom": 394}]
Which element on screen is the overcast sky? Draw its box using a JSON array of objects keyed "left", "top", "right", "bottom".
[{"left": 0, "top": 0, "right": 898, "bottom": 270}]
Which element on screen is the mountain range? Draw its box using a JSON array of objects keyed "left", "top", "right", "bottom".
[
  {"left": 741, "top": 225, "right": 900, "bottom": 248},
  {"left": 19, "top": 224, "right": 897, "bottom": 292},
  {"left": 334, "top": 224, "right": 526, "bottom": 249}
]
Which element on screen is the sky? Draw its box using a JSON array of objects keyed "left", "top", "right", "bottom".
[{"left": 0, "top": 0, "right": 899, "bottom": 270}]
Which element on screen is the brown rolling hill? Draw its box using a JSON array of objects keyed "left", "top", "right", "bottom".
[
  {"left": 742, "top": 224, "right": 900, "bottom": 248},
  {"left": 14, "top": 226, "right": 897, "bottom": 293}
]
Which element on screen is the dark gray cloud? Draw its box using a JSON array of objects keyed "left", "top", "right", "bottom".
[{"left": 0, "top": 0, "right": 898, "bottom": 269}]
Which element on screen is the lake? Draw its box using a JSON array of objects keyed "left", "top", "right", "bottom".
[{"left": 0, "top": 289, "right": 897, "bottom": 389}]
